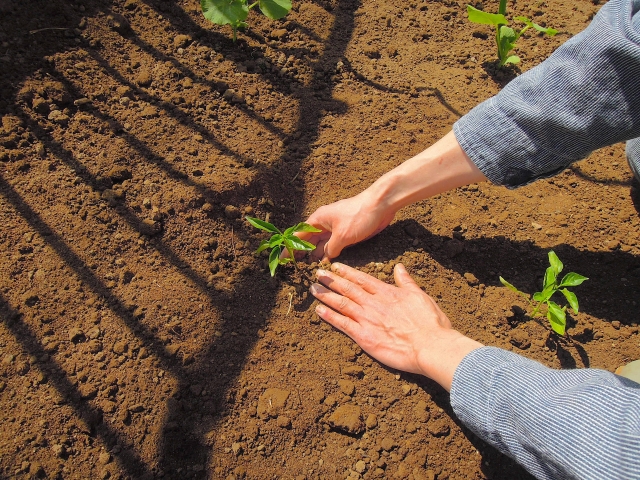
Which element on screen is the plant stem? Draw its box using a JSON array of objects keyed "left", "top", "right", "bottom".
[{"left": 498, "top": 0, "right": 507, "bottom": 16}]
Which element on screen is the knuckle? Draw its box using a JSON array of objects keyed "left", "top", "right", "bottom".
[{"left": 338, "top": 295, "right": 349, "bottom": 311}]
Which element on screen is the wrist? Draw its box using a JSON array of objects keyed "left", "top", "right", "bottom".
[{"left": 416, "top": 328, "right": 483, "bottom": 392}]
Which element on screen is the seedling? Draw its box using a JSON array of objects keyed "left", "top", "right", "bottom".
[
  {"left": 246, "top": 217, "right": 321, "bottom": 276},
  {"left": 467, "top": 0, "right": 557, "bottom": 67},
  {"left": 500, "top": 251, "right": 588, "bottom": 335},
  {"left": 201, "top": 0, "right": 291, "bottom": 41}
]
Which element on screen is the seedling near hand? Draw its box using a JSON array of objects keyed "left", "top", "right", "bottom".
[
  {"left": 500, "top": 251, "right": 588, "bottom": 335},
  {"left": 467, "top": 0, "right": 557, "bottom": 67},
  {"left": 201, "top": 0, "right": 291, "bottom": 41},
  {"left": 246, "top": 217, "right": 321, "bottom": 276}
]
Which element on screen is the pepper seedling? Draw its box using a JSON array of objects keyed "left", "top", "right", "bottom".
[
  {"left": 201, "top": 0, "right": 292, "bottom": 42},
  {"left": 467, "top": 0, "right": 557, "bottom": 67},
  {"left": 500, "top": 251, "right": 588, "bottom": 335},
  {"left": 246, "top": 217, "right": 321, "bottom": 276}
]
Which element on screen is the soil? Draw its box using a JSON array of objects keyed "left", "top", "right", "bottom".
[{"left": 1, "top": 0, "right": 639, "bottom": 479}]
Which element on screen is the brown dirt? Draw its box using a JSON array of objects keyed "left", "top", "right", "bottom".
[{"left": 1, "top": 0, "right": 639, "bottom": 478}]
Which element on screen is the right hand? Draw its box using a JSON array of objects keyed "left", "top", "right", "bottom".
[{"left": 298, "top": 189, "right": 396, "bottom": 261}]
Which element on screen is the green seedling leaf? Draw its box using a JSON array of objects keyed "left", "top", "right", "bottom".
[
  {"left": 561, "top": 288, "right": 579, "bottom": 313},
  {"left": 201, "top": 0, "right": 248, "bottom": 26},
  {"left": 499, "top": 276, "right": 527, "bottom": 296},
  {"left": 258, "top": 0, "right": 291, "bottom": 19},
  {"left": 268, "top": 234, "right": 283, "bottom": 247},
  {"left": 246, "top": 216, "right": 280, "bottom": 233},
  {"left": 531, "top": 22, "right": 557, "bottom": 36},
  {"left": 558, "top": 272, "right": 589, "bottom": 287},
  {"left": 503, "top": 55, "right": 520, "bottom": 65},
  {"left": 467, "top": 5, "right": 508, "bottom": 26},
  {"left": 543, "top": 265, "right": 557, "bottom": 290},
  {"left": 268, "top": 246, "right": 281, "bottom": 276},
  {"left": 547, "top": 301, "right": 566, "bottom": 335},
  {"left": 286, "top": 237, "right": 316, "bottom": 251},
  {"left": 548, "top": 251, "right": 563, "bottom": 276},
  {"left": 532, "top": 286, "right": 554, "bottom": 303},
  {"left": 468, "top": 2, "right": 556, "bottom": 67},
  {"left": 247, "top": 218, "right": 319, "bottom": 276},
  {"left": 293, "top": 222, "right": 323, "bottom": 233},
  {"left": 256, "top": 238, "right": 270, "bottom": 254}
]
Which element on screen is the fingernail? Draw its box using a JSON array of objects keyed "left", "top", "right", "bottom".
[
  {"left": 315, "top": 304, "right": 325, "bottom": 315},
  {"left": 316, "top": 269, "right": 327, "bottom": 278},
  {"left": 310, "top": 284, "right": 318, "bottom": 294},
  {"left": 331, "top": 263, "right": 342, "bottom": 272}
]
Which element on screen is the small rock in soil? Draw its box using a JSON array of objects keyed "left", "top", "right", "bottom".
[
  {"left": 231, "top": 442, "right": 244, "bottom": 456},
  {"left": 365, "top": 413, "right": 378, "bottom": 429},
  {"left": 342, "top": 365, "right": 364, "bottom": 378},
  {"left": 112, "top": 340, "right": 128, "bottom": 354},
  {"left": 69, "top": 327, "right": 84, "bottom": 343},
  {"left": 509, "top": 329, "right": 531, "bottom": 350},
  {"left": 276, "top": 415, "right": 291, "bottom": 428},
  {"left": 140, "top": 106, "right": 158, "bottom": 118},
  {"left": 464, "top": 272, "right": 479, "bottom": 286},
  {"left": 257, "top": 388, "right": 290, "bottom": 419},
  {"left": 98, "top": 452, "right": 112, "bottom": 464},
  {"left": 381, "top": 436, "right": 396, "bottom": 451},
  {"left": 427, "top": 418, "right": 450, "bottom": 437},
  {"left": 140, "top": 219, "right": 161, "bottom": 236},
  {"left": 224, "top": 205, "right": 240, "bottom": 219},
  {"left": 327, "top": 404, "right": 364, "bottom": 435},
  {"left": 174, "top": 34, "right": 191, "bottom": 48},
  {"left": 107, "top": 166, "right": 132, "bottom": 183},
  {"left": 338, "top": 379, "right": 355, "bottom": 396}
]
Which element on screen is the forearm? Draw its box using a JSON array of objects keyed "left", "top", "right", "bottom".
[
  {"left": 451, "top": 347, "right": 640, "bottom": 480},
  {"left": 363, "top": 130, "right": 487, "bottom": 214}
]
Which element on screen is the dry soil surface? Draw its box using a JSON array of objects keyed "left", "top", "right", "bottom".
[{"left": 1, "top": 0, "right": 640, "bottom": 479}]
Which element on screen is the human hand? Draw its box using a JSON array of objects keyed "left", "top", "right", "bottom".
[
  {"left": 310, "top": 262, "right": 482, "bottom": 391},
  {"left": 296, "top": 190, "right": 396, "bottom": 261}
]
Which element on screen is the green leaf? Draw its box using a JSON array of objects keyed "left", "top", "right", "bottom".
[
  {"left": 561, "top": 288, "right": 579, "bottom": 313},
  {"left": 201, "top": 0, "right": 249, "bottom": 26},
  {"left": 503, "top": 55, "right": 521, "bottom": 65},
  {"left": 268, "top": 234, "right": 283, "bottom": 247},
  {"left": 499, "top": 276, "right": 527, "bottom": 296},
  {"left": 467, "top": 5, "right": 508, "bottom": 26},
  {"left": 246, "top": 216, "right": 280, "bottom": 233},
  {"left": 513, "top": 15, "right": 533, "bottom": 27},
  {"left": 255, "top": 238, "right": 270, "bottom": 254},
  {"left": 258, "top": 0, "right": 291, "bottom": 19},
  {"left": 533, "top": 287, "right": 554, "bottom": 303},
  {"left": 293, "top": 222, "right": 322, "bottom": 233},
  {"left": 558, "top": 272, "right": 588, "bottom": 288},
  {"left": 268, "top": 246, "right": 281, "bottom": 276},
  {"left": 547, "top": 301, "right": 566, "bottom": 335},
  {"left": 543, "top": 266, "right": 557, "bottom": 290},
  {"left": 548, "top": 251, "right": 563, "bottom": 276},
  {"left": 531, "top": 21, "right": 557, "bottom": 36},
  {"left": 285, "top": 236, "right": 316, "bottom": 251}
]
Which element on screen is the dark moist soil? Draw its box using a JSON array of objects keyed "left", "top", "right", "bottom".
[{"left": 1, "top": 0, "right": 639, "bottom": 478}]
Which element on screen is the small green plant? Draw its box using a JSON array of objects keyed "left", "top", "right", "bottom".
[
  {"left": 499, "top": 251, "right": 588, "bottom": 335},
  {"left": 467, "top": 0, "right": 557, "bottom": 67},
  {"left": 246, "top": 217, "right": 321, "bottom": 276},
  {"left": 201, "top": 0, "right": 292, "bottom": 41}
]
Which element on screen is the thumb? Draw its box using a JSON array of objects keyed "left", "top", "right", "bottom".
[
  {"left": 394, "top": 263, "right": 421, "bottom": 291},
  {"left": 322, "top": 237, "right": 345, "bottom": 261}
]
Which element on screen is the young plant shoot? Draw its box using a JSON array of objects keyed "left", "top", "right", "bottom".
[
  {"left": 201, "top": 0, "right": 292, "bottom": 41},
  {"left": 500, "top": 251, "right": 588, "bottom": 335},
  {"left": 246, "top": 217, "right": 321, "bottom": 276},
  {"left": 467, "top": 0, "right": 557, "bottom": 66}
]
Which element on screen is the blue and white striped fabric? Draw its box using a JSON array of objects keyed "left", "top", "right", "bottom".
[
  {"left": 450, "top": 347, "right": 640, "bottom": 480},
  {"left": 453, "top": 0, "right": 640, "bottom": 188}
]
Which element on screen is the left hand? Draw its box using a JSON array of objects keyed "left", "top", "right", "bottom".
[{"left": 310, "top": 262, "right": 482, "bottom": 391}]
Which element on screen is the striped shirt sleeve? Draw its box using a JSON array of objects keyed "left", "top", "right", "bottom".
[
  {"left": 453, "top": 0, "right": 640, "bottom": 188},
  {"left": 450, "top": 347, "right": 640, "bottom": 480}
]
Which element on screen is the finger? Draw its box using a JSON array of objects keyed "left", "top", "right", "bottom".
[
  {"left": 316, "top": 268, "right": 368, "bottom": 302},
  {"left": 323, "top": 237, "right": 346, "bottom": 260},
  {"left": 310, "top": 283, "right": 362, "bottom": 318},
  {"left": 330, "top": 262, "right": 383, "bottom": 295},
  {"left": 393, "top": 263, "right": 422, "bottom": 292},
  {"left": 315, "top": 303, "right": 360, "bottom": 339}
]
